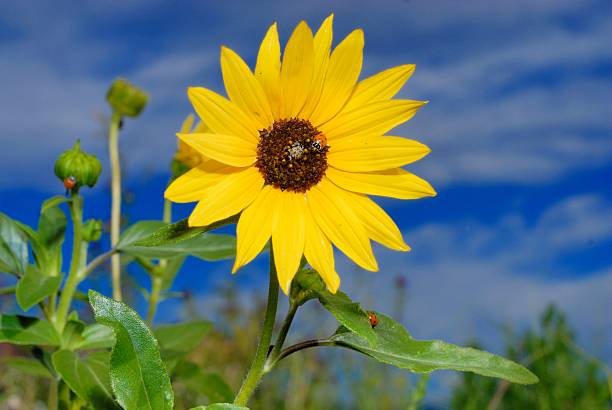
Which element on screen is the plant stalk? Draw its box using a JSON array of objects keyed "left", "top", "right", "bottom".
[
  {"left": 264, "top": 302, "right": 298, "bottom": 373},
  {"left": 55, "top": 195, "right": 83, "bottom": 330},
  {"left": 146, "top": 199, "right": 172, "bottom": 325},
  {"left": 234, "top": 248, "right": 280, "bottom": 406},
  {"left": 146, "top": 276, "right": 163, "bottom": 325},
  {"left": 109, "top": 111, "right": 123, "bottom": 301}
]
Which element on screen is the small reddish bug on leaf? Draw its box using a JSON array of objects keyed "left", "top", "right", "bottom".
[{"left": 367, "top": 311, "right": 379, "bottom": 328}]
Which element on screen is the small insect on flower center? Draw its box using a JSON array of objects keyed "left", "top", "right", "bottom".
[{"left": 256, "top": 118, "right": 329, "bottom": 192}]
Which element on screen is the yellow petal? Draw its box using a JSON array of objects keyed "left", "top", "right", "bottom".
[
  {"left": 307, "top": 177, "right": 377, "bottom": 271},
  {"left": 319, "top": 99, "right": 427, "bottom": 142},
  {"left": 280, "top": 21, "right": 314, "bottom": 118},
  {"left": 177, "top": 132, "right": 256, "bottom": 167},
  {"left": 345, "top": 192, "right": 410, "bottom": 251},
  {"left": 272, "top": 191, "right": 307, "bottom": 294},
  {"left": 221, "top": 46, "right": 274, "bottom": 127},
  {"left": 188, "top": 87, "right": 259, "bottom": 143},
  {"left": 193, "top": 120, "right": 211, "bottom": 133},
  {"left": 255, "top": 22, "right": 282, "bottom": 119},
  {"left": 342, "top": 64, "right": 415, "bottom": 113},
  {"left": 233, "top": 186, "right": 280, "bottom": 273},
  {"left": 326, "top": 167, "right": 436, "bottom": 199},
  {"left": 299, "top": 14, "right": 334, "bottom": 119},
  {"left": 164, "top": 159, "right": 241, "bottom": 203},
  {"left": 310, "top": 29, "right": 364, "bottom": 126},
  {"left": 188, "top": 167, "right": 263, "bottom": 227},
  {"left": 328, "top": 136, "right": 431, "bottom": 172},
  {"left": 304, "top": 207, "right": 340, "bottom": 293},
  {"left": 180, "top": 114, "right": 195, "bottom": 133}
]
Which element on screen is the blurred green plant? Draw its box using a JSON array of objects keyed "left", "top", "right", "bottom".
[{"left": 452, "top": 304, "right": 611, "bottom": 410}]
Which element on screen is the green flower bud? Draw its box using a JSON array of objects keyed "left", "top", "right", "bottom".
[
  {"left": 290, "top": 269, "right": 326, "bottom": 306},
  {"left": 54, "top": 140, "right": 102, "bottom": 191},
  {"left": 82, "top": 219, "right": 102, "bottom": 242},
  {"left": 106, "top": 78, "right": 149, "bottom": 117}
]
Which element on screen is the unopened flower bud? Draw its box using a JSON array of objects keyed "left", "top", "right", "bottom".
[
  {"left": 290, "top": 269, "right": 326, "bottom": 306},
  {"left": 82, "top": 219, "right": 102, "bottom": 242},
  {"left": 54, "top": 140, "right": 102, "bottom": 192},
  {"left": 106, "top": 78, "right": 149, "bottom": 117}
]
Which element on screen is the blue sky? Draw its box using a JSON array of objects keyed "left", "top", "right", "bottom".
[{"left": 1, "top": 0, "right": 611, "bottom": 401}]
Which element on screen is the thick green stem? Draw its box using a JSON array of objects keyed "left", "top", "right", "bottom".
[
  {"left": 234, "top": 249, "right": 279, "bottom": 406},
  {"left": 264, "top": 303, "right": 298, "bottom": 373},
  {"left": 56, "top": 195, "right": 83, "bottom": 331},
  {"left": 109, "top": 111, "right": 123, "bottom": 301},
  {"left": 146, "top": 276, "right": 163, "bottom": 325}
]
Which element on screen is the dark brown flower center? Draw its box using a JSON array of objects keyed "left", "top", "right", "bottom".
[{"left": 255, "top": 118, "right": 329, "bottom": 192}]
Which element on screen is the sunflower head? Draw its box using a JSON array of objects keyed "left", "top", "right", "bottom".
[
  {"left": 166, "top": 15, "right": 436, "bottom": 294},
  {"left": 256, "top": 118, "right": 329, "bottom": 192}
]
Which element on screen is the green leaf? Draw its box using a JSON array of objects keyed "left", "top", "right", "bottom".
[
  {"left": 72, "top": 324, "right": 115, "bottom": 350},
  {"left": 16, "top": 265, "right": 62, "bottom": 311},
  {"left": 174, "top": 361, "right": 234, "bottom": 404},
  {"left": 118, "top": 221, "right": 167, "bottom": 248},
  {"left": 130, "top": 216, "right": 237, "bottom": 247},
  {"left": 161, "top": 256, "right": 186, "bottom": 290},
  {"left": 190, "top": 405, "right": 248, "bottom": 410},
  {"left": 36, "top": 197, "right": 68, "bottom": 275},
  {"left": 1, "top": 356, "right": 53, "bottom": 378},
  {"left": 52, "top": 350, "right": 119, "bottom": 408},
  {"left": 0, "top": 212, "right": 29, "bottom": 275},
  {"left": 88, "top": 290, "right": 174, "bottom": 410},
  {"left": 41, "top": 195, "right": 71, "bottom": 211},
  {"left": 154, "top": 321, "right": 212, "bottom": 357},
  {"left": 330, "top": 312, "right": 539, "bottom": 384},
  {"left": 117, "top": 220, "right": 236, "bottom": 261},
  {"left": 318, "top": 290, "right": 377, "bottom": 347},
  {"left": 0, "top": 314, "right": 61, "bottom": 346}
]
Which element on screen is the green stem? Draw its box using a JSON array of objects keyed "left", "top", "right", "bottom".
[
  {"left": 0, "top": 286, "right": 16, "bottom": 296},
  {"left": 146, "top": 276, "right": 163, "bottom": 325},
  {"left": 264, "top": 302, "right": 298, "bottom": 373},
  {"left": 162, "top": 198, "right": 172, "bottom": 224},
  {"left": 79, "top": 248, "right": 116, "bottom": 280},
  {"left": 234, "top": 249, "right": 280, "bottom": 406},
  {"left": 146, "top": 199, "right": 172, "bottom": 325},
  {"left": 275, "top": 339, "right": 338, "bottom": 363},
  {"left": 48, "top": 377, "right": 58, "bottom": 410},
  {"left": 56, "top": 195, "right": 83, "bottom": 332},
  {"left": 109, "top": 111, "right": 123, "bottom": 301}
]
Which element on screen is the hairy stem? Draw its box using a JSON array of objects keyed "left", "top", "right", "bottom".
[
  {"left": 109, "top": 111, "right": 123, "bottom": 301},
  {"left": 264, "top": 302, "right": 298, "bottom": 373},
  {"left": 234, "top": 249, "right": 279, "bottom": 406}
]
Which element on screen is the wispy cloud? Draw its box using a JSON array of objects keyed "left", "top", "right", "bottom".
[{"left": 0, "top": 0, "right": 610, "bottom": 190}]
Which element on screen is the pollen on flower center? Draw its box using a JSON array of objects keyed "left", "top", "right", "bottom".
[{"left": 255, "top": 118, "right": 329, "bottom": 192}]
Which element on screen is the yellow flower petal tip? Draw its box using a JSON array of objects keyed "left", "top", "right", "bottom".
[{"left": 170, "top": 17, "right": 436, "bottom": 295}]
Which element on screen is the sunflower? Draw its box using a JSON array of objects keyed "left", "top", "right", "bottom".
[{"left": 165, "top": 15, "right": 436, "bottom": 294}]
